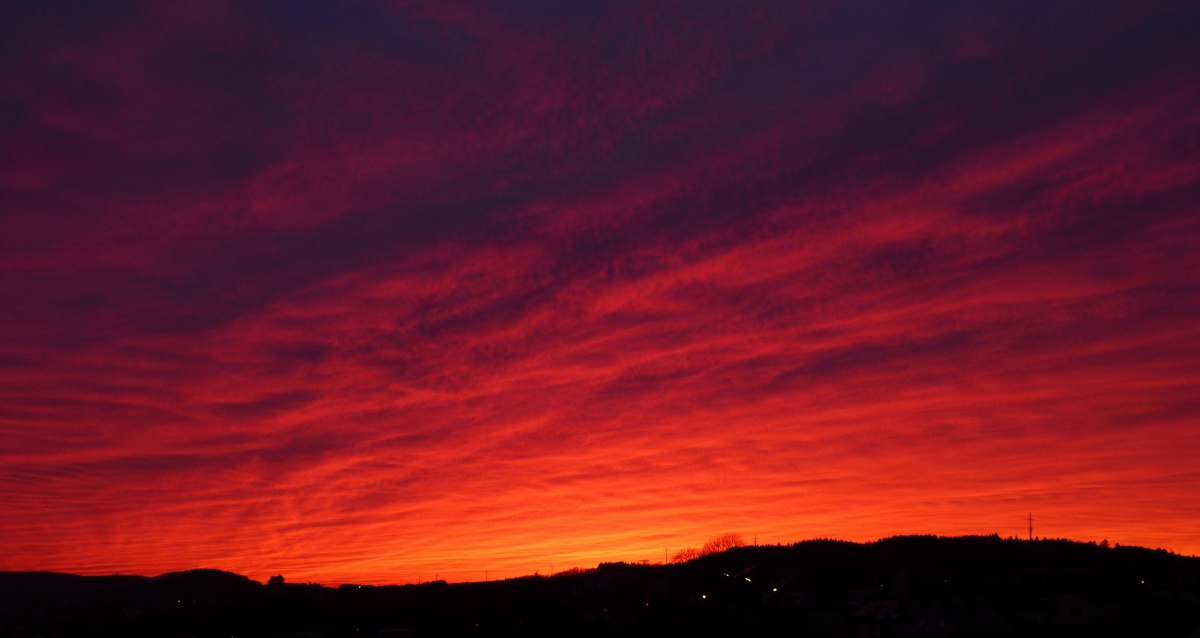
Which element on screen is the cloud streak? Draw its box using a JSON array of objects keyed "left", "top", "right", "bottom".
[{"left": 2, "top": 0, "right": 1199, "bottom": 584}]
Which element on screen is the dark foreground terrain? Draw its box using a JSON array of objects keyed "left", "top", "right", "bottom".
[{"left": 3, "top": 536, "right": 1198, "bottom": 637}]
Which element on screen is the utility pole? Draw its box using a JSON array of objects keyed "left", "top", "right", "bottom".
[
  {"left": 1028, "top": 513, "right": 1033, "bottom": 541},
  {"left": 665, "top": 547, "right": 668, "bottom": 564}
]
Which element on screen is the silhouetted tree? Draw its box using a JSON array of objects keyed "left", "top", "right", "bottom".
[
  {"left": 701, "top": 533, "right": 745, "bottom": 555},
  {"left": 671, "top": 547, "right": 702, "bottom": 563},
  {"left": 267, "top": 574, "right": 285, "bottom": 586}
]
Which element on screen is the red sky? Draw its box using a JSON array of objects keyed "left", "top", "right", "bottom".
[{"left": 2, "top": 1, "right": 1199, "bottom": 585}]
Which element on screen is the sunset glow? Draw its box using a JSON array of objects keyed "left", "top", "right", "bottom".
[{"left": 2, "top": 2, "right": 1199, "bottom": 585}]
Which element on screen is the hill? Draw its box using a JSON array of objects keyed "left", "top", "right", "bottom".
[{"left": 2, "top": 536, "right": 1198, "bottom": 636}]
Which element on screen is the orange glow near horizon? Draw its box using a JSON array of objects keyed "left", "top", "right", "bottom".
[{"left": 2, "top": 2, "right": 1199, "bottom": 586}]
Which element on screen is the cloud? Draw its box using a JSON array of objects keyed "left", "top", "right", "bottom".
[{"left": 1, "top": 1, "right": 1199, "bottom": 583}]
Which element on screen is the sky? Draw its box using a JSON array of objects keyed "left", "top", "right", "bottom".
[{"left": 2, "top": 1, "right": 1199, "bottom": 586}]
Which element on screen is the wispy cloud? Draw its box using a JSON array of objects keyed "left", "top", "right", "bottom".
[{"left": 2, "top": 1, "right": 1198, "bottom": 584}]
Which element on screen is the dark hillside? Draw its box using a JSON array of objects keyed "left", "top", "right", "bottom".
[{"left": 2, "top": 536, "right": 1197, "bottom": 637}]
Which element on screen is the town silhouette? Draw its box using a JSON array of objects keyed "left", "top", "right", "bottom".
[{"left": 3, "top": 534, "right": 1198, "bottom": 637}]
